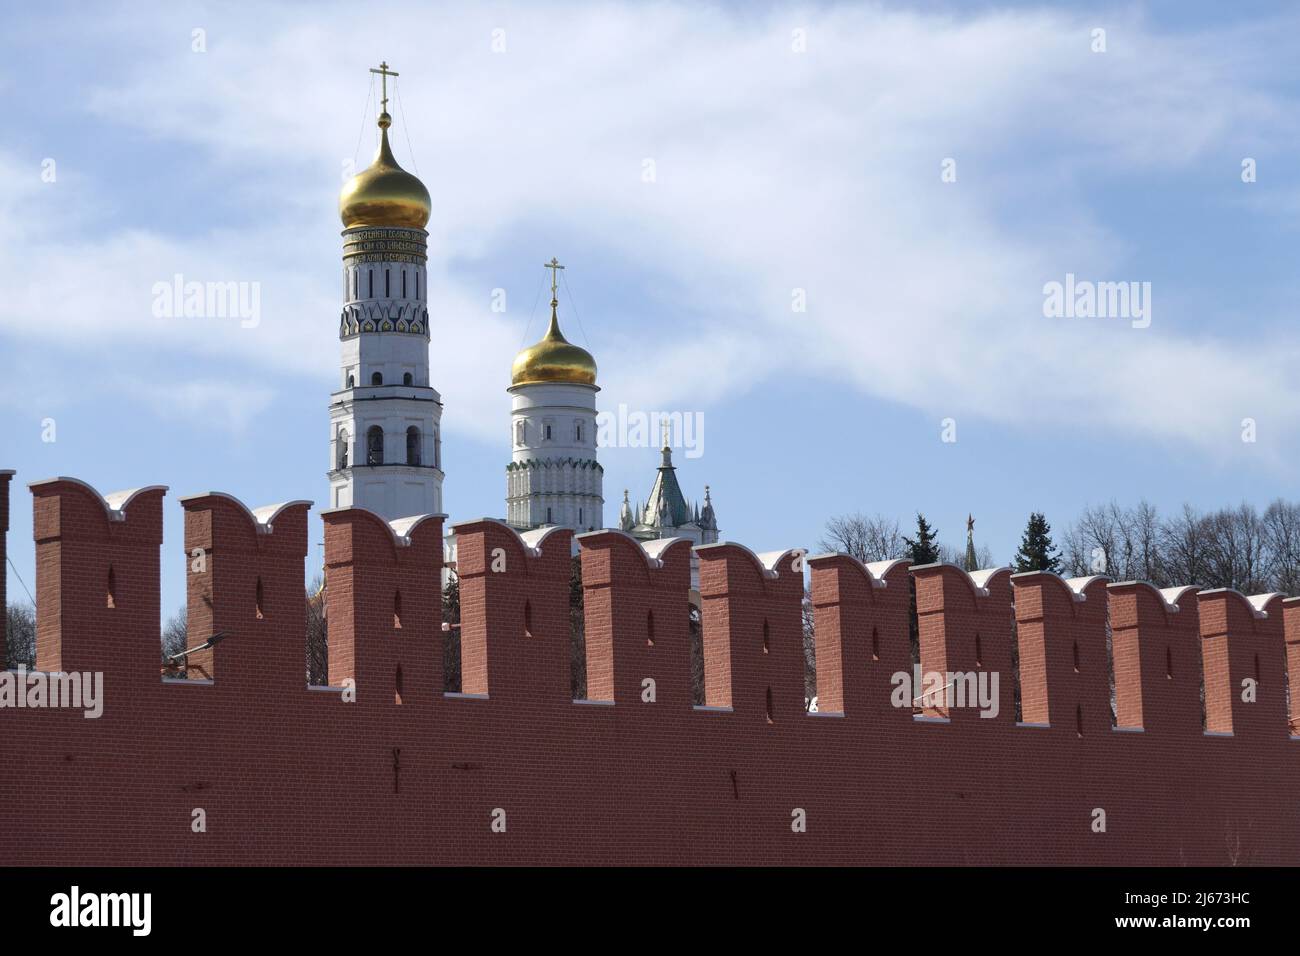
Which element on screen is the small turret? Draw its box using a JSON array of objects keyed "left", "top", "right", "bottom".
[
  {"left": 619, "top": 489, "right": 634, "bottom": 532},
  {"left": 699, "top": 485, "right": 719, "bottom": 543}
]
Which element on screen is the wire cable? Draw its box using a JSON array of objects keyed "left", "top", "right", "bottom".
[
  {"left": 7, "top": 555, "right": 34, "bottom": 605},
  {"left": 518, "top": 268, "right": 547, "bottom": 347},
  {"left": 352, "top": 74, "right": 376, "bottom": 169},
  {"left": 559, "top": 269, "right": 594, "bottom": 349},
  {"left": 394, "top": 77, "right": 420, "bottom": 175}
]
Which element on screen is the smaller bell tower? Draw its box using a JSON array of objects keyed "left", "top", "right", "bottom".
[{"left": 505, "top": 259, "right": 603, "bottom": 532}]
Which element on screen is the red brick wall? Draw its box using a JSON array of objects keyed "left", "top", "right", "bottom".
[
  {"left": 578, "top": 531, "right": 692, "bottom": 708},
  {"left": 181, "top": 494, "right": 312, "bottom": 690},
  {"left": 0, "top": 472, "right": 1296, "bottom": 865},
  {"left": 1109, "top": 582, "right": 1204, "bottom": 736},
  {"left": 1285, "top": 598, "right": 1300, "bottom": 736},
  {"left": 1199, "top": 590, "right": 1287, "bottom": 739},
  {"left": 323, "top": 507, "right": 443, "bottom": 703},
  {"left": 1011, "top": 572, "right": 1109, "bottom": 734}
]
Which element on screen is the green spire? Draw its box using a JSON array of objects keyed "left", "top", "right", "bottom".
[{"left": 964, "top": 514, "right": 978, "bottom": 572}]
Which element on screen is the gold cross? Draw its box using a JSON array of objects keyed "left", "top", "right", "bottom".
[
  {"left": 544, "top": 257, "right": 565, "bottom": 299},
  {"left": 369, "top": 61, "right": 399, "bottom": 113}
]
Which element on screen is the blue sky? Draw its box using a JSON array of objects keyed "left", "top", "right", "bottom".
[{"left": 3, "top": 0, "right": 1300, "bottom": 618}]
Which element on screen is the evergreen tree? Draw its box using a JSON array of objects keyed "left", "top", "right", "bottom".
[
  {"left": 901, "top": 513, "right": 940, "bottom": 681},
  {"left": 1014, "top": 512, "right": 1062, "bottom": 573},
  {"left": 903, "top": 513, "right": 941, "bottom": 565},
  {"left": 442, "top": 573, "right": 461, "bottom": 693}
]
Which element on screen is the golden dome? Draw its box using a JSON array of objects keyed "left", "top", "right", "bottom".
[
  {"left": 339, "top": 113, "right": 431, "bottom": 230},
  {"left": 511, "top": 302, "right": 598, "bottom": 387}
]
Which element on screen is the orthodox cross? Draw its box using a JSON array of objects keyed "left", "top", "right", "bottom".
[
  {"left": 544, "top": 257, "right": 565, "bottom": 300},
  {"left": 370, "top": 61, "right": 399, "bottom": 113}
]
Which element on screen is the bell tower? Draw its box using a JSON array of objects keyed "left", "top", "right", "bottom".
[
  {"left": 505, "top": 259, "right": 603, "bottom": 532},
  {"left": 328, "top": 62, "right": 444, "bottom": 518}
]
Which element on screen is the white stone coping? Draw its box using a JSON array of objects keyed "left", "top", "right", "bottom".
[
  {"left": 321, "top": 505, "right": 446, "bottom": 547},
  {"left": 1248, "top": 592, "right": 1286, "bottom": 615},
  {"left": 805, "top": 553, "right": 907, "bottom": 589},
  {"left": 179, "top": 491, "right": 313, "bottom": 535},
  {"left": 1010, "top": 570, "right": 1111, "bottom": 602},
  {"left": 29, "top": 477, "right": 168, "bottom": 523},
  {"left": 1198, "top": 587, "right": 1275, "bottom": 620},
  {"left": 1108, "top": 580, "right": 1182, "bottom": 613},
  {"left": 694, "top": 541, "right": 806, "bottom": 579},
  {"left": 448, "top": 516, "right": 566, "bottom": 557},
  {"left": 574, "top": 528, "right": 692, "bottom": 569},
  {"left": 911, "top": 562, "right": 1011, "bottom": 598}
]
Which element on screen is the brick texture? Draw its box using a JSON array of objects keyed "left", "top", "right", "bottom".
[{"left": 0, "top": 472, "right": 1297, "bottom": 865}]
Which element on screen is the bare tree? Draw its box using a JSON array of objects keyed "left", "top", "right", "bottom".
[
  {"left": 1264, "top": 499, "right": 1300, "bottom": 595},
  {"left": 1060, "top": 522, "right": 1094, "bottom": 578},
  {"left": 1159, "top": 503, "right": 1212, "bottom": 588},
  {"left": 1073, "top": 503, "right": 1123, "bottom": 579},
  {"left": 818, "top": 513, "right": 905, "bottom": 564},
  {"left": 1127, "top": 500, "right": 1164, "bottom": 586},
  {"left": 306, "top": 577, "right": 328, "bottom": 685},
  {"left": 1204, "top": 504, "right": 1269, "bottom": 593},
  {"left": 802, "top": 588, "right": 816, "bottom": 708},
  {"left": 1061, "top": 496, "right": 1300, "bottom": 595},
  {"left": 4, "top": 602, "right": 35, "bottom": 669},
  {"left": 161, "top": 605, "right": 188, "bottom": 678},
  {"left": 1065, "top": 501, "right": 1163, "bottom": 584}
]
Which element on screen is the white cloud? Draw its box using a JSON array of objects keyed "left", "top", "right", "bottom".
[
  {"left": 3, "top": 1, "right": 1299, "bottom": 458},
  {"left": 112, "top": 377, "right": 278, "bottom": 434}
]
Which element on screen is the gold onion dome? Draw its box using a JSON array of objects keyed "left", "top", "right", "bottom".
[
  {"left": 511, "top": 300, "right": 598, "bottom": 387},
  {"left": 339, "top": 112, "right": 431, "bottom": 230}
]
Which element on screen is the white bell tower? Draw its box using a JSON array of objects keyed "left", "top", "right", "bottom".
[
  {"left": 328, "top": 62, "right": 444, "bottom": 519},
  {"left": 505, "top": 259, "right": 603, "bottom": 532}
]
